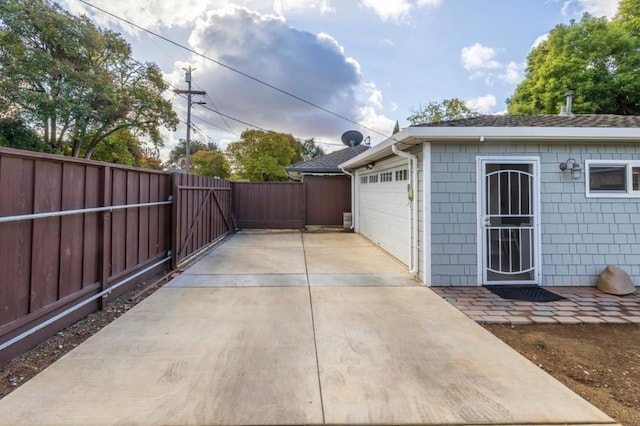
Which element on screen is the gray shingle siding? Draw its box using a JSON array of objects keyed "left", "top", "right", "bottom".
[{"left": 429, "top": 142, "right": 640, "bottom": 287}]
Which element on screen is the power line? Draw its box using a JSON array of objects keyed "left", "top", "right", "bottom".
[
  {"left": 75, "top": 0, "right": 394, "bottom": 141},
  {"left": 196, "top": 103, "right": 269, "bottom": 132},
  {"left": 172, "top": 91, "right": 240, "bottom": 136},
  {"left": 192, "top": 80, "right": 236, "bottom": 136}
]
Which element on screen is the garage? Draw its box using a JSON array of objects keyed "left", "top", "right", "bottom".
[{"left": 356, "top": 156, "right": 411, "bottom": 265}]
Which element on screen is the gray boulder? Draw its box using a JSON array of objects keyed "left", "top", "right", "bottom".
[{"left": 596, "top": 265, "right": 636, "bottom": 295}]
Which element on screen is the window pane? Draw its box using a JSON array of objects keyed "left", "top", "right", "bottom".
[
  {"left": 589, "top": 165, "right": 626, "bottom": 191},
  {"left": 633, "top": 167, "right": 640, "bottom": 191}
]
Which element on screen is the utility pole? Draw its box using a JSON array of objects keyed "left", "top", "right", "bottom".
[{"left": 173, "top": 66, "right": 206, "bottom": 174}]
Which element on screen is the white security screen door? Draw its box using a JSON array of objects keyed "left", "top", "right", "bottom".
[{"left": 480, "top": 159, "right": 539, "bottom": 285}]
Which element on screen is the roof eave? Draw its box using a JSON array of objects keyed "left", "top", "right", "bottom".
[
  {"left": 285, "top": 167, "right": 343, "bottom": 174},
  {"left": 340, "top": 126, "right": 640, "bottom": 170}
]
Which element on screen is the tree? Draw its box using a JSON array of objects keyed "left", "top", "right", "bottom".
[
  {"left": 507, "top": 2, "right": 640, "bottom": 115},
  {"left": 90, "top": 129, "right": 142, "bottom": 166},
  {"left": 74, "top": 128, "right": 164, "bottom": 169},
  {"left": 300, "top": 138, "right": 324, "bottom": 160},
  {"left": 392, "top": 120, "right": 400, "bottom": 134},
  {"left": 167, "top": 140, "right": 217, "bottom": 169},
  {"left": 0, "top": 0, "right": 178, "bottom": 158},
  {"left": 167, "top": 139, "right": 228, "bottom": 176},
  {"left": 190, "top": 149, "right": 230, "bottom": 178},
  {"left": 617, "top": 0, "right": 640, "bottom": 35},
  {"left": 407, "top": 98, "right": 478, "bottom": 125},
  {"left": 225, "top": 130, "right": 300, "bottom": 181},
  {"left": 138, "top": 155, "right": 163, "bottom": 170},
  {"left": 0, "top": 117, "right": 56, "bottom": 153}
]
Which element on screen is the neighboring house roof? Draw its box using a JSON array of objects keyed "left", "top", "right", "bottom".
[
  {"left": 286, "top": 145, "right": 369, "bottom": 177},
  {"left": 340, "top": 114, "right": 640, "bottom": 170}
]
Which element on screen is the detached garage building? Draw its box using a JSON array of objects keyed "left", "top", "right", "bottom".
[{"left": 340, "top": 111, "right": 640, "bottom": 288}]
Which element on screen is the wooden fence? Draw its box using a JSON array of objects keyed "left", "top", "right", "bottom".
[
  {"left": 0, "top": 148, "right": 351, "bottom": 361},
  {"left": 232, "top": 177, "right": 352, "bottom": 229},
  {"left": 304, "top": 175, "right": 351, "bottom": 226},
  {"left": 0, "top": 148, "right": 232, "bottom": 361},
  {"left": 232, "top": 182, "right": 305, "bottom": 229}
]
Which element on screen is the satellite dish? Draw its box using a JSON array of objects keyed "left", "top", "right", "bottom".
[{"left": 341, "top": 130, "right": 364, "bottom": 147}]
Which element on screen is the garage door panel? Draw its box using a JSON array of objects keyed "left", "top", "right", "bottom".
[{"left": 357, "top": 160, "right": 411, "bottom": 266}]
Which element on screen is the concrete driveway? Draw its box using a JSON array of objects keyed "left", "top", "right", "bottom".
[{"left": 0, "top": 230, "right": 616, "bottom": 425}]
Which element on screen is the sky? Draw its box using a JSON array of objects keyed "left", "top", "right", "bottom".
[{"left": 59, "top": 0, "right": 621, "bottom": 156}]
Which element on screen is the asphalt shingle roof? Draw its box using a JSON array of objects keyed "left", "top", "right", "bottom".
[
  {"left": 414, "top": 114, "right": 640, "bottom": 128},
  {"left": 287, "top": 144, "right": 370, "bottom": 173}
]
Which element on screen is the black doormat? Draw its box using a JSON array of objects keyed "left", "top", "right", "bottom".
[{"left": 486, "top": 286, "right": 565, "bottom": 302}]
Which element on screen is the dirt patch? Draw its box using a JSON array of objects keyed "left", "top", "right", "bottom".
[
  {"left": 485, "top": 323, "right": 640, "bottom": 426},
  {"left": 0, "top": 271, "right": 175, "bottom": 400}
]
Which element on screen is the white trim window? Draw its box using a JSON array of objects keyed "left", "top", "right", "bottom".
[
  {"left": 395, "top": 169, "right": 408, "bottom": 181},
  {"left": 380, "top": 171, "right": 393, "bottom": 182},
  {"left": 585, "top": 160, "right": 640, "bottom": 198}
]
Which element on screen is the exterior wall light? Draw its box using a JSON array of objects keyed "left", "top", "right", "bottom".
[
  {"left": 559, "top": 158, "right": 581, "bottom": 180},
  {"left": 366, "top": 162, "right": 375, "bottom": 170}
]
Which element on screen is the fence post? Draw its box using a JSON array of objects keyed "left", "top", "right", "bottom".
[
  {"left": 98, "top": 166, "right": 112, "bottom": 310},
  {"left": 171, "top": 173, "right": 180, "bottom": 269}
]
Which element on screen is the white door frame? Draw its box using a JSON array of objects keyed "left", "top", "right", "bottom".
[{"left": 476, "top": 156, "right": 541, "bottom": 285}]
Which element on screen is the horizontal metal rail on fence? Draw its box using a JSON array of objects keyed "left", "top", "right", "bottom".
[
  {"left": 177, "top": 186, "right": 231, "bottom": 191},
  {"left": 0, "top": 199, "right": 174, "bottom": 224},
  {"left": 0, "top": 254, "right": 172, "bottom": 352}
]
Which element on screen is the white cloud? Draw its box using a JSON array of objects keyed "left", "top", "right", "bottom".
[
  {"left": 168, "top": 6, "right": 392, "bottom": 142},
  {"left": 498, "top": 61, "right": 524, "bottom": 84},
  {"left": 531, "top": 33, "right": 549, "bottom": 50},
  {"left": 465, "top": 94, "right": 497, "bottom": 114},
  {"left": 273, "top": 0, "right": 335, "bottom": 15},
  {"left": 363, "top": 83, "right": 384, "bottom": 109},
  {"left": 356, "top": 106, "right": 396, "bottom": 139},
  {"left": 61, "top": 0, "right": 334, "bottom": 32},
  {"left": 461, "top": 43, "right": 501, "bottom": 71},
  {"left": 360, "top": 0, "right": 412, "bottom": 22},
  {"left": 389, "top": 102, "right": 399, "bottom": 112},
  {"left": 461, "top": 43, "right": 525, "bottom": 86},
  {"left": 561, "top": 0, "right": 620, "bottom": 18},
  {"left": 359, "top": 0, "right": 443, "bottom": 22}
]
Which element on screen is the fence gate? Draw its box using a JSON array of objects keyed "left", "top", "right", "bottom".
[{"left": 172, "top": 174, "right": 233, "bottom": 268}]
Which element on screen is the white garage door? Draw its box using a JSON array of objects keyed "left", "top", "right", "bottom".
[{"left": 357, "top": 157, "right": 411, "bottom": 265}]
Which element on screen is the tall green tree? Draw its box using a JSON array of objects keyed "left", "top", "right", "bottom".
[
  {"left": 90, "top": 129, "right": 142, "bottom": 166},
  {"left": 407, "top": 98, "right": 478, "bottom": 125},
  {"left": 76, "top": 128, "right": 164, "bottom": 169},
  {"left": 167, "top": 140, "right": 218, "bottom": 169},
  {"left": 190, "top": 149, "right": 230, "bottom": 178},
  {"left": 300, "top": 138, "right": 324, "bottom": 160},
  {"left": 0, "top": 0, "right": 178, "bottom": 158},
  {"left": 167, "top": 139, "right": 229, "bottom": 176},
  {"left": 226, "top": 130, "right": 300, "bottom": 182},
  {"left": 617, "top": 0, "right": 640, "bottom": 35},
  {"left": 0, "top": 117, "right": 55, "bottom": 153},
  {"left": 507, "top": 1, "right": 640, "bottom": 115}
]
